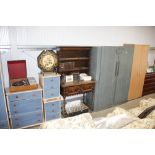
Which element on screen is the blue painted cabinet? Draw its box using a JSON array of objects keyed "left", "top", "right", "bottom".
[
  {"left": 6, "top": 88, "right": 43, "bottom": 128},
  {"left": 89, "top": 46, "right": 134, "bottom": 111},
  {"left": 39, "top": 73, "right": 62, "bottom": 121},
  {"left": 44, "top": 97, "right": 62, "bottom": 121},
  {"left": 0, "top": 55, "right": 9, "bottom": 129},
  {"left": 39, "top": 73, "right": 60, "bottom": 99}
]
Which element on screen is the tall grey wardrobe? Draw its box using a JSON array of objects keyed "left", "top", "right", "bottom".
[{"left": 89, "top": 46, "right": 134, "bottom": 111}]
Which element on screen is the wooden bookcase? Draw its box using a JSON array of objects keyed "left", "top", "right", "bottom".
[
  {"left": 57, "top": 47, "right": 95, "bottom": 117},
  {"left": 57, "top": 47, "right": 91, "bottom": 75}
]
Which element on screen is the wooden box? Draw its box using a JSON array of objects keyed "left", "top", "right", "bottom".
[{"left": 7, "top": 60, "right": 38, "bottom": 92}]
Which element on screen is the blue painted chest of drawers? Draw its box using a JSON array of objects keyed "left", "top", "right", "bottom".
[
  {"left": 39, "top": 73, "right": 60, "bottom": 99},
  {"left": 43, "top": 97, "right": 63, "bottom": 121},
  {"left": 0, "top": 56, "right": 9, "bottom": 129},
  {"left": 6, "top": 87, "right": 43, "bottom": 129}
]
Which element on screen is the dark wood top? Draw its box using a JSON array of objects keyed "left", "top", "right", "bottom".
[{"left": 61, "top": 80, "right": 95, "bottom": 88}]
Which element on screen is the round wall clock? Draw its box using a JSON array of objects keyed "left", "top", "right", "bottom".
[{"left": 37, "top": 50, "right": 58, "bottom": 72}]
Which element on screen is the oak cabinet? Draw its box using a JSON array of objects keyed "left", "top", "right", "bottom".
[{"left": 126, "top": 44, "right": 149, "bottom": 100}]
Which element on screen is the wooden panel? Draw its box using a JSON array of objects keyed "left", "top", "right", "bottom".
[{"left": 127, "top": 45, "right": 149, "bottom": 100}]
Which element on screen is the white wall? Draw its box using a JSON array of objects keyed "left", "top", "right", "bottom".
[
  {"left": 16, "top": 26, "right": 155, "bottom": 46},
  {"left": 1, "top": 26, "right": 155, "bottom": 87}
]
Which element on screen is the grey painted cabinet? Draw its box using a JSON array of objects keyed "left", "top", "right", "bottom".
[
  {"left": 0, "top": 55, "right": 9, "bottom": 128},
  {"left": 89, "top": 46, "right": 134, "bottom": 111}
]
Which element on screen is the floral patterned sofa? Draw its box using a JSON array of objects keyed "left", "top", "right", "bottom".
[{"left": 41, "top": 98, "right": 155, "bottom": 129}]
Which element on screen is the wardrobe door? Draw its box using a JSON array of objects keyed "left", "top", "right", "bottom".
[
  {"left": 94, "top": 46, "right": 118, "bottom": 111},
  {"left": 137, "top": 45, "right": 149, "bottom": 97},
  {"left": 87, "top": 47, "right": 102, "bottom": 110},
  {"left": 114, "top": 47, "right": 134, "bottom": 105},
  {"left": 128, "top": 45, "right": 149, "bottom": 100}
]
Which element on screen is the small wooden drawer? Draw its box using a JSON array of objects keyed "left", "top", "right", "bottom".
[
  {"left": 44, "top": 77, "right": 60, "bottom": 90},
  {"left": 9, "top": 98, "right": 43, "bottom": 115},
  {"left": 64, "top": 85, "right": 81, "bottom": 96},
  {"left": 44, "top": 100, "right": 61, "bottom": 113},
  {"left": 0, "top": 120, "right": 9, "bottom": 129},
  {"left": 45, "top": 112, "right": 61, "bottom": 121},
  {"left": 11, "top": 111, "right": 43, "bottom": 129},
  {"left": 8, "top": 90, "right": 42, "bottom": 102},
  {"left": 81, "top": 83, "right": 95, "bottom": 92}
]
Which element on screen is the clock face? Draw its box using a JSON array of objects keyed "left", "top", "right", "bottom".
[{"left": 37, "top": 50, "right": 58, "bottom": 72}]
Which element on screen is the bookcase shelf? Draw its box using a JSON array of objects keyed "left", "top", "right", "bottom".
[{"left": 58, "top": 47, "right": 91, "bottom": 75}]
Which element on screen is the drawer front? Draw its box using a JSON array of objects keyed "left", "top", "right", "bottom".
[
  {"left": 8, "top": 90, "right": 42, "bottom": 102},
  {"left": 64, "top": 86, "right": 81, "bottom": 96},
  {"left": 45, "top": 112, "right": 61, "bottom": 121},
  {"left": 43, "top": 89, "right": 60, "bottom": 99},
  {"left": 81, "top": 83, "right": 95, "bottom": 92},
  {"left": 9, "top": 99, "right": 43, "bottom": 115},
  {"left": 0, "top": 120, "right": 9, "bottom": 129},
  {"left": 44, "top": 101, "right": 61, "bottom": 113},
  {"left": 11, "top": 111, "right": 43, "bottom": 129},
  {"left": 44, "top": 77, "right": 60, "bottom": 90}
]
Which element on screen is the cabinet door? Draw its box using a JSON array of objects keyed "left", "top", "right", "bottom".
[
  {"left": 94, "top": 47, "right": 118, "bottom": 111},
  {"left": 0, "top": 71, "right": 8, "bottom": 121},
  {"left": 128, "top": 45, "right": 149, "bottom": 100},
  {"left": 114, "top": 47, "right": 134, "bottom": 105}
]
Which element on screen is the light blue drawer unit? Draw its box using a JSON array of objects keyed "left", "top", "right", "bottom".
[
  {"left": 39, "top": 73, "right": 60, "bottom": 99},
  {"left": 11, "top": 111, "right": 43, "bottom": 129},
  {"left": 0, "top": 58, "right": 10, "bottom": 129},
  {"left": 43, "top": 97, "right": 62, "bottom": 121},
  {"left": 6, "top": 87, "right": 43, "bottom": 129}
]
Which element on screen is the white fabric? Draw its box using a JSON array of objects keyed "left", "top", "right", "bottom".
[{"left": 94, "top": 114, "right": 138, "bottom": 129}]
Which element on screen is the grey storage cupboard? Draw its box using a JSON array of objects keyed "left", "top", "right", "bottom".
[{"left": 89, "top": 46, "right": 134, "bottom": 111}]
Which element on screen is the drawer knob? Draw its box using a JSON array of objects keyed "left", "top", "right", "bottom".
[
  {"left": 51, "top": 86, "right": 54, "bottom": 89},
  {"left": 16, "top": 96, "right": 19, "bottom": 98},
  {"left": 14, "top": 104, "right": 16, "bottom": 107},
  {"left": 36, "top": 107, "right": 40, "bottom": 110},
  {"left": 32, "top": 94, "right": 36, "bottom": 96},
  {"left": 50, "top": 79, "right": 53, "bottom": 82},
  {"left": 52, "top": 110, "right": 55, "bottom": 112},
  {"left": 52, "top": 103, "right": 54, "bottom": 106}
]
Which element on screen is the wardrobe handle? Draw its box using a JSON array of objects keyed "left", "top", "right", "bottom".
[
  {"left": 115, "top": 62, "right": 118, "bottom": 76},
  {"left": 117, "top": 61, "right": 120, "bottom": 76}
]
